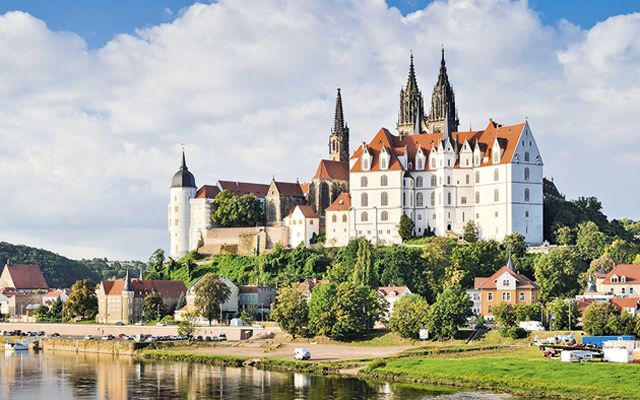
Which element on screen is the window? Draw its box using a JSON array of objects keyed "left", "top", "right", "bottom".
[
  {"left": 524, "top": 152, "right": 530, "bottom": 162},
  {"left": 381, "top": 211, "right": 388, "bottom": 221},
  {"left": 466, "top": 174, "right": 470, "bottom": 184},
  {"left": 380, "top": 175, "right": 388, "bottom": 186},
  {"left": 416, "top": 193, "right": 424, "bottom": 207},
  {"left": 332, "top": 215, "right": 337, "bottom": 223},
  {"left": 363, "top": 158, "right": 369, "bottom": 170},
  {"left": 361, "top": 212, "right": 368, "bottom": 222},
  {"left": 475, "top": 191, "right": 480, "bottom": 204},
  {"left": 461, "top": 196, "right": 467, "bottom": 205},
  {"left": 447, "top": 176, "right": 451, "bottom": 185},
  {"left": 494, "top": 168, "right": 499, "bottom": 181},
  {"left": 502, "top": 292, "right": 511, "bottom": 301},
  {"left": 524, "top": 167, "right": 530, "bottom": 181},
  {"left": 360, "top": 176, "right": 368, "bottom": 187},
  {"left": 519, "top": 292, "right": 525, "bottom": 301},
  {"left": 525, "top": 211, "right": 529, "bottom": 217},
  {"left": 310, "top": 220, "right": 314, "bottom": 225},
  {"left": 381, "top": 192, "right": 388, "bottom": 206},
  {"left": 416, "top": 176, "right": 423, "bottom": 187},
  {"left": 631, "top": 288, "right": 634, "bottom": 294},
  {"left": 342, "top": 214, "right": 347, "bottom": 223},
  {"left": 494, "top": 189, "right": 499, "bottom": 202},
  {"left": 417, "top": 159, "right": 423, "bottom": 170},
  {"left": 361, "top": 193, "right": 368, "bottom": 207},
  {"left": 447, "top": 192, "right": 451, "bottom": 205},
  {"left": 430, "top": 192, "right": 435, "bottom": 206},
  {"left": 475, "top": 171, "right": 480, "bottom": 183},
  {"left": 622, "top": 288, "right": 626, "bottom": 294},
  {"left": 380, "top": 157, "right": 387, "bottom": 170},
  {"left": 612, "top": 277, "right": 618, "bottom": 283},
  {"left": 503, "top": 280, "right": 510, "bottom": 286},
  {"left": 524, "top": 188, "right": 530, "bottom": 202},
  {"left": 488, "top": 293, "right": 493, "bottom": 301},
  {"left": 403, "top": 193, "right": 406, "bottom": 207},
  {"left": 417, "top": 214, "right": 422, "bottom": 220},
  {"left": 431, "top": 157, "right": 436, "bottom": 168},
  {"left": 431, "top": 175, "right": 437, "bottom": 187}
]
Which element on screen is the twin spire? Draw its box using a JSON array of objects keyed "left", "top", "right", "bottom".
[{"left": 329, "top": 87, "right": 350, "bottom": 163}]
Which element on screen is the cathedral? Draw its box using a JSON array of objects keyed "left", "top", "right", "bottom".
[{"left": 169, "top": 49, "right": 543, "bottom": 257}]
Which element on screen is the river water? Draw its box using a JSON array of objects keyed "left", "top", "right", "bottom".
[{"left": 0, "top": 351, "right": 514, "bottom": 400}]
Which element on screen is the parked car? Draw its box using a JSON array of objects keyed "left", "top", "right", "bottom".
[
  {"left": 217, "top": 333, "right": 227, "bottom": 341},
  {"left": 134, "top": 321, "right": 143, "bottom": 326},
  {"left": 115, "top": 321, "right": 124, "bottom": 326},
  {"left": 294, "top": 348, "right": 311, "bottom": 360},
  {"left": 101, "top": 335, "right": 115, "bottom": 341},
  {"left": 156, "top": 322, "right": 166, "bottom": 327},
  {"left": 84, "top": 335, "right": 93, "bottom": 340}
]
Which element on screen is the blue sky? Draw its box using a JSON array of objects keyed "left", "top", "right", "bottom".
[{"left": 0, "top": 0, "right": 638, "bottom": 48}]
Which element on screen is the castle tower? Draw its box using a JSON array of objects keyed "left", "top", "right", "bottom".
[
  {"left": 397, "top": 53, "right": 425, "bottom": 136},
  {"left": 168, "top": 151, "right": 197, "bottom": 258},
  {"left": 426, "top": 48, "right": 459, "bottom": 137},
  {"left": 329, "top": 88, "right": 350, "bottom": 162}
]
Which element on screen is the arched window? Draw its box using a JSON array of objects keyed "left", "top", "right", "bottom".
[
  {"left": 361, "top": 212, "right": 368, "bottom": 222},
  {"left": 380, "top": 157, "right": 387, "bottom": 170},
  {"left": 524, "top": 188, "right": 530, "bottom": 202},
  {"left": 361, "top": 193, "right": 368, "bottom": 207},
  {"left": 416, "top": 176, "right": 423, "bottom": 187},
  {"left": 342, "top": 214, "right": 347, "bottom": 222},
  {"left": 494, "top": 168, "right": 499, "bottom": 181},
  {"left": 381, "top": 211, "right": 388, "bottom": 221},
  {"left": 466, "top": 174, "right": 470, "bottom": 185},
  {"left": 447, "top": 192, "right": 452, "bottom": 205},
  {"left": 524, "top": 152, "right": 530, "bottom": 162},
  {"left": 381, "top": 192, "right": 388, "bottom": 206},
  {"left": 524, "top": 167, "right": 530, "bottom": 181},
  {"left": 431, "top": 175, "right": 437, "bottom": 187},
  {"left": 494, "top": 189, "right": 499, "bottom": 202},
  {"left": 475, "top": 171, "right": 480, "bottom": 183},
  {"left": 447, "top": 176, "right": 451, "bottom": 185},
  {"left": 475, "top": 191, "right": 480, "bottom": 204},
  {"left": 461, "top": 196, "right": 467, "bottom": 205},
  {"left": 416, "top": 193, "right": 424, "bottom": 207},
  {"left": 430, "top": 192, "right": 436, "bottom": 206},
  {"left": 332, "top": 215, "right": 337, "bottom": 223},
  {"left": 416, "top": 159, "right": 423, "bottom": 170},
  {"left": 360, "top": 176, "right": 368, "bottom": 187},
  {"left": 380, "top": 175, "right": 388, "bottom": 186}
]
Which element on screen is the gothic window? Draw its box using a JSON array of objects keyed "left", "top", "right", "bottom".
[
  {"left": 466, "top": 174, "right": 470, "bottom": 185},
  {"left": 461, "top": 196, "right": 467, "bottom": 205},
  {"left": 524, "top": 152, "right": 530, "bottom": 162},
  {"left": 342, "top": 214, "right": 347, "bottom": 223},
  {"left": 494, "top": 168, "right": 499, "bottom": 181},
  {"left": 417, "top": 159, "right": 423, "bottom": 170},
  {"left": 475, "top": 171, "right": 480, "bottom": 183},
  {"left": 447, "top": 192, "right": 451, "bottom": 205},
  {"left": 430, "top": 192, "right": 435, "bottom": 206},
  {"left": 524, "top": 167, "right": 530, "bottom": 181},
  {"left": 332, "top": 215, "right": 337, "bottom": 223},
  {"left": 431, "top": 157, "right": 436, "bottom": 168},
  {"left": 380, "top": 175, "right": 388, "bottom": 186},
  {"left": 475, "top": 191, "right": 480, "bottom": 204},
  {"left": 431, "top": 175, "right": 437, "bottom": 187},
  {"left": 381, "top": 192, "right": 388, "bottom": 206},
  {"left": 381, "top": 211, "right": 388, "bottom": 221},
  {"left": 363, "top": 158, "right": 370, "bottom": 170},
  {"left": 524, "top": 188, "right": 530, "bottom": 202},
  {"left": 361, "top": 176, "right": 368, "bottom": 187},
  {"left": 361, "top": 193, "right": 368, "bottom": 207},
  {"left": 381, "top": 157, "right": 387, "bottom": 170},
  {"left": 416, "top": 193, "right": 424, "bottom": 207},
  {"left": 416, "top": 176, "right": 423, "bottom": 187},
  {"left": 361, "top": 212, "right": 368, "bottom": 222},
  {"left": 320, "top": 182, "right": 330, "bottom": 211},
  {"left": 494, "top": 189, "right": 499, "bottom": 202}
]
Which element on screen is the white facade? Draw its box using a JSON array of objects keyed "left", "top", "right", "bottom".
[
  {"left": 326, "top": 209, "right": 350, "bottom": 247},
  {"left": 283, "top": 206, "right": 319, "bottom": 247},
  {"left": 188, "top": 197, "right": 215, "bottom": 250},
  {"left": 168, "top": 186, "right": 197, "bottom": 258}
]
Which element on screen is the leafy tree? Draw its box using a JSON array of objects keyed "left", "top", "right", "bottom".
[
  {"left": 606, "top": 312, "right": 636, "bottom": 336},
  {"left": 177, "top": 311, "right": 198, "bottom": 338},
  {"left": 450, "top": 240, "right": 506, "bottom": 289},
  {"left": 35, "top": 305, "right": 50, "bottom": 322},
  {"left": 389, "top": 294, "right": 430, "bottom": 339},
  {"left": 573, "top": 196, "right": 608, "bottom": 231},
  {"left": 426, "top": 285, "right": 472, "bottom": 339},
  {"left": 193, "top": 274, "right": 231, "bottom": 326},
  {"left": 212, "top": 190, "right": 263, "bottom": 227},
  {"left": 271, "top": 287, "right": 309, "bottom": 338},
  {"left": 492, "top": 302, "right": 517, "bottom": 328},
  {"left": 307, "top": 283, "right": 338, "bottom": 336},
  {"left": 515, "top": 303, "right": 543, "bottom": 322},
  {"left": 398, "top": 214, "right": 415, "bottom": 242},
  {"left": 352, "top": 239, "right": 376, "bottom": 287},
  {"left": 603, "top": 239, "right": 637, "bottom": 264},
  {"left": 582, "top": 302, "right": 619, "bottom": 336},
  {"left": 462, "top": 221, "right": 479, "bottom": 243},
  {"left": 324, "top": 262, "right": 351, "bottom": 283},
  {"left": 48, "top": 298, "right": 64, "bottom": 321},
  {"left": 554, "top": 226, "right": 574, "bottom": 245},
  {"left": 534, "top": 247, "right": 586, "bottom": 301},
  {"left": 327, "top": 282, "right": 385, "bottom": 340},
  {"left": 146, "top": 249, "right": 166, "bottom": 279},
  {"left": 503, "top": 233, "right": 526, "bottom": 258},
  {"left": 421, "top": 237, "right": 456, "bottom": 300},
  {"left": 176, "top": 291, "right": 186, "bottom": 311},
  {"left": 579, "top": 255, "right": 615, "bottom": 289},
  {"left": 576, "top": 221, "right": 609, "bottom": 261},
  {"left": 239, "top": 308, "right": 255, "bottom": 325},
  {"left": 375, "top": 247, "right": 426, "bottom": 295},
  {"left": 65, "top": 279, "right": 98, "bottom": 321},
  {"left": 546, "top": 299, "right": 579, "bottom": 331},
  {"left": 143, "top": 291, "right": 166, "bottom": 322}
]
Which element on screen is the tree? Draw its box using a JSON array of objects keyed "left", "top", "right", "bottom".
[
  {"left": 603, "top": 239, "right": 637, "bottom": 264},
  {"left": 271, "top": 287, "right": 309, "bottom": 338},
  {"left": 389, "top": 294, "right": 430, "bottom": 339},
  {"left": 352, "top": 238, "right": 375, "bottom": 287},
  {"left": 606, "top": 312, "right": 636, "bottom": 336},
  {"left": 375, "top": 247, "right": 425, "bottom": 294},
  {"left": 534, "top": 247, "right": 586, "bottom": 302},
  {"left": 65, "top": 279, "right": 98, "bottom": 321},
  {"left": 579, "top": 255, "right": 614, "bottom": 289},
  {"left": 503, "top": 233, "right": 527, "bottom": 258},
  {"left": 462, "top": 221, "right": 479, "bottom": 243},
  {"left": 515, "top": 303, "right": 543, "bottom": 322},
  {"left": 193, "top": 274, "right": 231, "bottom": 326},
  {"left": 212, "top": 190, "right": 264, "bottom": 227},
  {"left": 176, "top": 291, "right": 186, "bottom": 311},
  {"left": 576, "top": 221, "right": 609, "bottom": 261},
  {"left": 582, "top": 302, "right": 619, "bottom": 336},
  {"left": 327, "top": 282, "right": 385, "bottom": 340},
  {"left": 143, "top": 291, "right": 166, "bottom": 322},
  {"left": 177, "top": 311, "right": 198, "bottom": 338},
  {"left": 492, "top": 303, "right": 516, "bottom": 328},
  {"left": 307, "top": 283, "right": 337, "bottom": 336},
  {"left": 426, "top": 285, "right": 472, "bottom": 339},
  {"left": 546, "top": 299, "right": 579, "bottom": 331},
  {"left": 554, "top": 226, "right": 574, "bottom": 245},
  {"left": 146, "top": 249, "right": 166, "bottom": 279},
  {"left": 398, "top": 214, "right": 415, "bottom": 242},
  {"left": 35, "top": 305, "right": 50, "bottom": 322}
]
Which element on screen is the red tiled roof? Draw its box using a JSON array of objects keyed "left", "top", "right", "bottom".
[
  {"left": 295, "top": 278, "right": 329, "bottom": 293},
  {"left": 218, "top": 181, "right": 270, "bottom": 198},
  {"left": 273, "top": 181, "right": 305, "bottom": 198},
  {"left": 326, "top": 192, "right": 351, "bottom": 212},
  {"left": 287, "top": 205, "right": 318, "bottom": 219},
  {"left": 299, "top": 182, "right": 310, "bottom": 197},
  {"left": 312, "top": 159, "right": 349, "bottom": 181},
  {"left": 576, "top": 299, "right": 595, "bottom": 314},
  {"left": 378, "top": 286, "right": 410, "bottom": 297},
  {"left": 610, "top": 297, "right": 640, "bottom": 310},
  {"left": 195, "top": 185, "right": 220, "bottom": 199},
  {"left": 603, "top": 264, "right": 640, "bottom": 284},
  {"left": 2, "top": 264, "right": 48, "bottom": 290},
  {"left": 474, "top": 266, "right": 537, "bottom": 290},
  {"left": 101, "top": 279, "right": 186, "bottom": 296}
]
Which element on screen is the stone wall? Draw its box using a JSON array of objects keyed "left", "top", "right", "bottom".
[
  {"left": 198, "top": 227, "right": 289, "bottom": 256},
  {"left": 40, "top": 338, "right": 144, "bottom": 355}
]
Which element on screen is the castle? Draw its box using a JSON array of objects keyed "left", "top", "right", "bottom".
[{"left": 169, "top": 50, "right": 543, "bottom": 258}]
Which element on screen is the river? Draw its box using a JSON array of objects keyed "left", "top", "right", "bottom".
[{"left": 0, "top": 351, "right": 515, "bottom": 399}]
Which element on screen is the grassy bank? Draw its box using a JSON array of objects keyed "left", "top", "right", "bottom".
[{"left": 362, "top": 350, "right": 640, "bottom": 400}]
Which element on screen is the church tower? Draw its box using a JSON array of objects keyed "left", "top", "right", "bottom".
[
  {"left": 329, "top": 88, "right": 350, "bottom": 162},
  {"left": 426, "top": 48, "right": 459, "bottom": 136},
  {"left": 397, "top": 53, "right": 425, "bottom": 136},
  {"left": 168, "top": 151, "right": 197, "bottom": 258}
]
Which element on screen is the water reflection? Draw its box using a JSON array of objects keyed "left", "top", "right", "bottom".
[{"left": 0, "top": 351, "right": 508, "bottom": 400}]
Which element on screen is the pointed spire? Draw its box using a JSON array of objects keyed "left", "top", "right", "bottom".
[
  {"left": 406, "top": 51, "right": 419, "bottom": 91},
  {"left": 333, "top": 88, "right": 345, "bottom": 133},
  {"left": 124, "top": 269, "right": 132, "bottom": 291},
  {"left": 506, "top": 252, "right": 514, "bottom": 271},
  {"left": 585, "top": 272, "right": 597, "bottom": 293},
  {"left": 181, "top": 149, "right": 188, "bottom": 170},
  {"left": 437, "top": 46, "right": 449, "bottom": 86}
]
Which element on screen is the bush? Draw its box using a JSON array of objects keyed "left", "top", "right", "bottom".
[
  {"left": 388, "top": 294, "right": 429, "bottom": 339},
  {"left": 499, "top": 326, "right": 527, "bottom": 339}
]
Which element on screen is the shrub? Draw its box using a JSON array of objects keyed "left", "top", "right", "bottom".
[{"left": 499, "top": 326, "right": 527, "bottom": 339}]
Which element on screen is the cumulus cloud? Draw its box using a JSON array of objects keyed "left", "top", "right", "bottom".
[{"left": 0, "top": 0, "right": 638, "bottom": 259}]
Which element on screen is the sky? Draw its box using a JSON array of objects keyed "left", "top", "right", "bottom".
[{"left": 0, "top": 0, "right": 638, "bottom": 261}]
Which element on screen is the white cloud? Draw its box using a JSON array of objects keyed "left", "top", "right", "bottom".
[{"left": 0, "top": 1, "right": 638, "bottom": 260}]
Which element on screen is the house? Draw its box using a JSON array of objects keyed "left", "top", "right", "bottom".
[
  {"left": 377, "top": 286, "right": 411, "bottom": 316},
  {"left": 325, "top": 193, "right": 351, "bottom": 247},
  {"left": 42, "top": 289, "right": 69, "bottom": 305},
  {"left": 610, "top": 297, "right": 640, "bottom": 315},
  {"left": 595, "top": 264, "right": 640, "bottom": 296},
  {"left": 473, "top": 256, "right": 539, "bottom": 317},
  {"left": 466, "top": 289, "right": 481, "bottom": 316},
  {"left": 175, "top": 276, "right": 238, "bottom": 323},
  {"left": 283, "top": 205, "right": 319, "bottom": 247},
  {"left": 0, "top": 262, "right": 49, "bottom": 292},
  {"left": 295, "top": 278, "right": 329, "bottom": 301},
  {"left": 238, "top": 285, "right": 277, "bottom": 320},
  {"left": 96, "top": 271, "right": 186, "bottom": 324}
]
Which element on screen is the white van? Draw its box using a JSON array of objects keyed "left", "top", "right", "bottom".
[
  {"left": 294, "top": 348, "right": 311, "bottom": 360},
  {"left": 518, "top": 321, "right": 545, "bottom": 332}
]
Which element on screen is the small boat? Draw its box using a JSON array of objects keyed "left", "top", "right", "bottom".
[{"left": 5, "top": 342, "right": 28, "bottom": 351}]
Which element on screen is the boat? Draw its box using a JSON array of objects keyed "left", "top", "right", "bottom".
[{"left": 5, "top": 342, "right": 28, "bottom": 351}]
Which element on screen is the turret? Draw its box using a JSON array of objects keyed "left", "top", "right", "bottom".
[
  {"left": 397, "top": 53, "right": 425, "bottom": 137},
  {"left": 168, "top": 150, "right": 198, "bottom": 258},
  {"left": 426, "top": 47, "right": 459, "bottom": 137}
]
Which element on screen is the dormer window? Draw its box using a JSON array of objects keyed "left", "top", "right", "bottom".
[
  {"left": 431, "top": 157, "right": 436, "bottom": 169},
  {"left": 380, "top": 157, "right": 387, "bottom": 170},
  {"left": 493, "top": 149, "right": 501, "bottom": 163},
  {"left": 363, "top": 158, "right": 370, "bottom": 170},
  {"left": 621, "top": 276, "right": 627, "bottom": 283},
  {"left": 416, "top": 159, "right": 423, "bottom": 170},
  {"left": 612, "top": 277, "right": 618, "bottom": 283}
]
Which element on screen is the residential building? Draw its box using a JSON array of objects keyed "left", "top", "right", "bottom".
[
  {"left": 175, "top": 276, "right": 239, "bottom": 323},
  {"left": 473, "top": 257, "right": 539, "bottom": 317},
  {"left": 466, "top": 289, "right": 481, "bottom": 316},
  {"left": 42, "top": 289, "right": 69, "bottom": 305},
  {"left": 595, "top": 264, "right": 640, "bottom": 296},
  {"left": 283, "top": 205, "right": 319, "bottom": 247},
  {"left": 378, "top": 286, "right": 411, "bottom": 316},
  {"left": 325, "top": 193, "right": 351, "bottom": 247},
  {"left": 238, "top": 285, "right": 277, "bottom": 320},
  {"left": 295, "top": 278, "right": 329, "bottom": 301},
  {"left": 0, "top": 262, "right": 49, "bottom": 292},
  {"left": 610, "top": 297, "right": 640, "bottom": 316}
]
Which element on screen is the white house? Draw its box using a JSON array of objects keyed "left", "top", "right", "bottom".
[
  {"left": 378, "top": 286, "right": 412, "bottom": 317},
  {"left": 595, "top": 264, "right": 640, "bottom": 296},
  {"left": 325, "top": 193, "right": 351, "bottom": 247},
  {"left": 175, "top": 276, "right": 239, "bottom": 324},
  {"left": 283, "top": 205, "right": 319, "bottom": 247},
  {"left": 42, "top": 289, "right": 69, "bottom": 306}
]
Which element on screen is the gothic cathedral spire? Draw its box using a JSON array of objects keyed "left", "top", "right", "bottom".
[
  {"left": 426, "top": 47, "right": 459, "bottom": 137},
  {"left": 329, "top": 88, "right": 350, "bottom": 162},
  {"left": 397, "top": 53, "right": 426, "bottom": 136}
]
